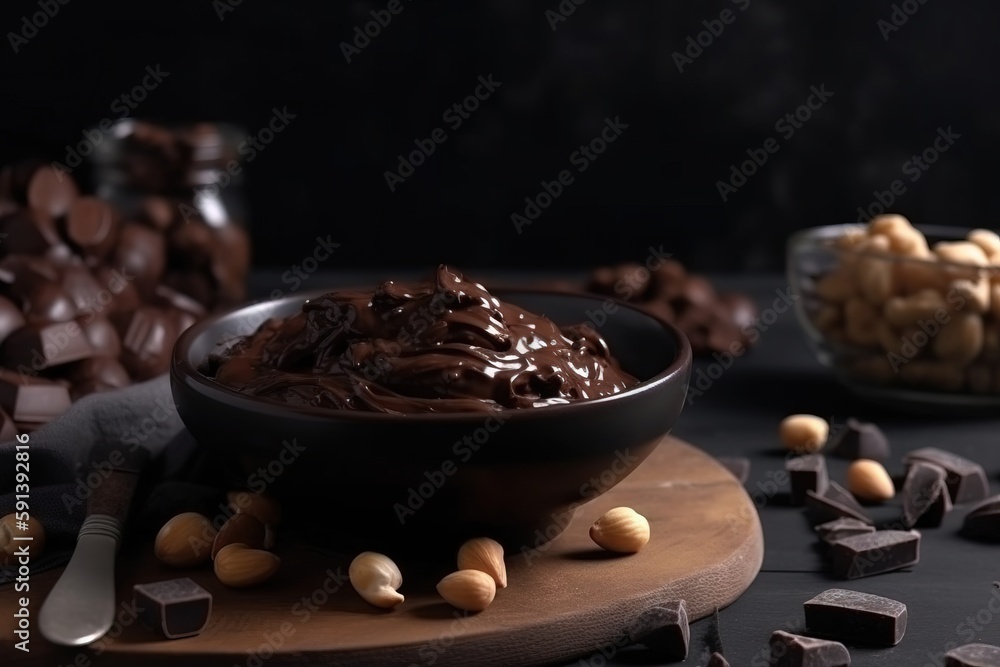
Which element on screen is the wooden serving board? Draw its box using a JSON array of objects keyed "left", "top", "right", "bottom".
[{"left": 4, "top": 437, "right": 763, "bottom": 667}]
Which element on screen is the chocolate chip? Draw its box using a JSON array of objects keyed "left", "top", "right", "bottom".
[
  {"left": 627, "top": 600, "right": 689, "bottom": 660},
  {"left": 806, "top": 481, "right": 873, "bottom": 526},
  {"left": 804, "top": 588, "right": 907, "bottom": 646},
  {"left": 901, "top": 461, "right": 952, "bottom": 528},
  {"left": 815, "top": 518, "right": 875, "bottom": 545},
  {"left": 112, "top": 223, "right": 166, "bottom": 294},
  {"left": 830, "top": 530, "right": 920, "bottom": 579},
  {"left": 65, "top": 197, "right": 119, "bottom": 261},
  {"left": 826, "top": 418, "right": 890, "bottom": 462},
  {"left": 81, "top": 316, "right": 122, "bottom": 358},
  {"left": 787, "top": 454, "right": 829, "bottom": 506},
  {"left": 944, "top": 643, "right": 1000, "bottom": 666},
  {"left": 113, "top": 306, "right": 177, "bottom": 380},
  {"left": 768, "top": 630, "right": 850, "bottom": 667},
  {"left": 903, "top": 448, "right": 990, "bottom": 504},
  {"left": 1, "top": 320, "right": 95, "bottom": 370},
  {"left": 133, "top": 577, "right": 212, "bottom": 639}
]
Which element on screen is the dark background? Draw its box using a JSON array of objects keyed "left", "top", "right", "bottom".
[{"left": 0, "top": 0, "right": 995, "bottom": 272}]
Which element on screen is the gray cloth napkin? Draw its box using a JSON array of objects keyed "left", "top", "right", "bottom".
[{"left": 0, "top": 375, "right": 207, "bottom": 584}]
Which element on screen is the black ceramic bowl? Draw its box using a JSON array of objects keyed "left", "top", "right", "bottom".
[{"left": 170, "top": 289, "right": 691, "bottom": 553}]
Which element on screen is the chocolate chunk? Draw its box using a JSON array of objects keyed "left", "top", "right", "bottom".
[
  {"left": 0, "top": 368, "right": 71, "bottom": 422},
  {"left": 59, "top": 260, "right": 105, "bottom": 313},
  {"left": 23, "top": 282, "right": 77, "bottom": 324},
  {"left": 787, "top": 454, "right": 829, "bottom": 506},
  {"left": 0, "top": 406, "right": 16, "bottom": 441},
  {"left": 815, "top": 518, "right": 875, "bottom": 545},
  {"left": 0, "top": 209, "right": 62, "bottom": 256},
  {"left": 716, "top": 456, "right": 750, "bottom": 484},
  {"left": 112, "top": 223, "right": 166, "bottom": 294},
  {"left": 168, "top": 220, "right": 214, "bottom": 268},
  {"left": 806, "top": 481, "right": 873, "bottom": 525},
  {"left": 961, "top": 495, "right": 1000, "bottom": 540},
  {"left": 133, "top": 577, "right": 212, "bottom": 639},
  {"left": 945, "top": 643, "right": 1000, "bottom": 666},
  {"left": 901, "top": 461, "right": 952, "bottom": 528},
  {"left": 826, "top": 418, "right": 890, "bottom": 462},
  {"left": 140, "top": 196, "right": 178, "bottom": 231},
  {"left": 81, "top": 316, "right": 122, "bottom": 357},
  {"left": 1, "top": 320, "right": 95, "bottom": 370},
  {"left": 153, "top": 285, "right": 206, "bottom": 318},
  {"left": 26, "top": 165, "right": 78, "bottom": 217},
  {"left": 0, "top": 295, "right": 25, "bottom": 347},
  {"left": 65, "top": 197, "right": 119, "bottom": 261},
  {"left": 769, "top": 630, "right": 850, "bottom": 667},
  {"left": 114, "top": 306, "right": 177, "bottom": 380},
  {"left": 804, "top": 588, "right": 907, "bottom": 646},
  {"left": 626, "top": 600, "right": 689, "bottom": 660},
  {"left": 92, "top": 264, "right": 141, "bottom": 315},
  {"left": 68, "top": 357, "right": 130, "bottom": 389},
  {"left": 707, "top": 653, "right": 730, "bottom": 667},
  {"left": 903, "top": 448, "right": 990, "bottom": 504},
  {"left": 830, "top": 530, "right": 920, "bottom": 579}
]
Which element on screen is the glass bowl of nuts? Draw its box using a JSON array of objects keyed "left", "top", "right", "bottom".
[{"left": 788, "top": 215, "right": 1000, "bottom": 412}]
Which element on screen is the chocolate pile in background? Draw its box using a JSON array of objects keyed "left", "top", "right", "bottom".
[
  {"left": 587, "top": 260, "right": 759, "bottom": 356},
  {"left": 0, "top": 138, "right": 251, "bottom": 430}
]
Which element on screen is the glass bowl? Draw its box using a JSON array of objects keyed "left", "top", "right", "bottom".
[{"left": 787, "top": 223, "right": 1000, "bottom": 412}]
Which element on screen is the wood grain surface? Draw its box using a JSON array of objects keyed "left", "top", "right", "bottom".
[{"left": 3, "top": 436, "right": 763, "bottom": 667}]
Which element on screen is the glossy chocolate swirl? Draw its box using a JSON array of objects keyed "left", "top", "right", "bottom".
[{"left": 203, "top": 266, "right": 637, "bottom": 413}]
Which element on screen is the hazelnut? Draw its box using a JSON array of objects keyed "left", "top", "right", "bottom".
[
  {"left": 212, "top": 512, "right": 267, "bottom": 560},
  {"left": 589, "top": 507, "right": 650, "bottom": 553},
  {"left": 779, "top": 414, "right": 828, "bottom": 453}
]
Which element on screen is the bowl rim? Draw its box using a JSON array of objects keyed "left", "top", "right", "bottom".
[
  {"left": 787, "top": 223, "right": 1000, "bottom": 272},
  {"left": 171, "top": 286, "right": 693, "bottom": 423}
]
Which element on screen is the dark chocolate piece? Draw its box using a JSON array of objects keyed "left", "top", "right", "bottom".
[
  {"left": 806, "top": 481, "right": 873, "bottom": 526},
  {"left": 82, "top": 316, "right": 122, "bottom": 358},
  {"left": 830, "top": 530, "right": 920, "bottom": 579},
  {"left": 68, "top": 357, "right": 130, "bottom": 389},
  {"left": 26, "top": 165, "right": 78, "bottom": 217},
  {"left": 0, "top": 295, "right": 25, "bottom": 347},
  {"left": 804, "top": 588, "right": 907, "bottom": 646},
  {"left": 133, "top": 577, "right": 212, "bottom": 639},
  {"left": 65, "top": 197, "right": 119, "bottom": 260},
  {"left": 92, "top": 264, "right": 142, "bottom": 315},
  {"left": 0, "top": 209, "right": 62, "bottom": 256},
  {"left": 59, "top": 260, "right": 106, "bottom": 313},
  {"left": 787, "top": 454, "right": 829, "bottom": 506},
  {"left": 901, "top": 461, "right": 952, "bottom": 528},
  {"left": 0, "top": 406, "right": 16, "bottom": 441},
  {"left": 626, "top": 600, "right": 689, "bottom": 660},
  {"left": 768, "top": 630, "right": 850, "bottom": 667},
  {"left": 707, "top": 653, "right": 730, "bottom": 667},
  {"left": 961, "top": 495, "right": 1000, "bottom": 540},
  {"left": 716, "top": 456, "right": 750, "bottom": 484},
  {"left": 1, "top": 320, "right": 95, "bottom": 370},
  {"left": 114, "top": 306, "right": 178, "bottom": 380},
  {"left": 903, "top": 448, "right": 990, "bottom": 504},
  {"left": 945, "top": 643, "right": 1000, "bottom": 666},
  {"left": 0, "top": 368, "right": 72, "bottom": 422},
  {"left": 826, "top": 418, "right": 890, "bottom": 462},
  {"left": 23, "top": 282, "right": 76, "bottom": 324},
  {"left": 112, "top": 223, "right": 166, "bottom": 293},
  {"left": 815, "top": 518, "right": 875, "bottom": 545}
]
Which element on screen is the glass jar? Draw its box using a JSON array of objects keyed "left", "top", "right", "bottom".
[{"left": 89, "top": 120, "right": 251, "bottom": 309}]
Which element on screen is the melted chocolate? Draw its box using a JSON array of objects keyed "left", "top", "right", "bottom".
[{"left": 204, "top": 266, "right": 638, "bottom": 413}]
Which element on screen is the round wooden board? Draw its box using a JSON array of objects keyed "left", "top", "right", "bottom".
[{"left": 5, "top": 436, "right": 763, "bottom": 667}]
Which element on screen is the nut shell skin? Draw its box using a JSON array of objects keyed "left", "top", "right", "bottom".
[
  {"left": 437, "top": 569, "right": 497, "bottom": 612},
  {"left": 155, "top": 512, "right": 217, "bottom": 567},
  {"left": 589, "top": 507, "right": 651, "bottom": 553},
  {"left": 214, "top": 543, "right": 281, "bottom": 587},
  {"left": 457, "top": 537, "right": 507, "bottom": 589}
]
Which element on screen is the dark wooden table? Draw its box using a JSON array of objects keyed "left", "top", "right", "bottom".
[{"left": 255, "top": 270, "right": 1000, "bottom": 666}]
